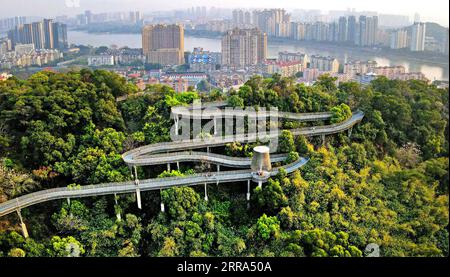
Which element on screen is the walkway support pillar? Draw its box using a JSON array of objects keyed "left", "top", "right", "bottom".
[
  {"left": 160, "top": 190, "right": 165, "bottom": 212},
  {"left": 217, "top": 165, "right": 220, "bottom": 173},
  {"left": 67, "top": 198, "right": 70, "bottom": 206},
  {"left": 167, "top": 163, "right": 171, "bottom": 171},
  {"left": 247, "top": 180, "right": 251, "bottom": 201},
  {"left": 321, "top": 134, "right": 326, "bottom": 146},
  {"left": 177, "top": 162, "right": 180, "bottom": 171},
  {"left": 258, "top": 181, "right": 262, "bottom": 189},
  {"left": 174, "top": 116, "right": 179, "bottom": 136},
  {"left": 214, "top": 118, "right": 217, "bottom": 135},
  {"left": 17, "top": 210, "right": 29, "bottom": 239},
  {"left": 133, "top": 166, "right": 142, "bottom": 210},
  {"left": 114, "top": 193, "right": 121, "bottom": 222},
  {"left": 204, "top": 183, "right": 208, "bottom": 202},
  {"left": 348, "top": 127, "right": 353, "bottom": 139}
]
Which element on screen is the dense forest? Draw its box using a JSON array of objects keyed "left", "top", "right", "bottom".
[{"left": 0, "top": 70, "right": 448, "bottom": 257}]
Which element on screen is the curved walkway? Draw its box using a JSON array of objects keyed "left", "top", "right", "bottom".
[{"left": 0, "top": 101, "right": 364, "bottom": 218}]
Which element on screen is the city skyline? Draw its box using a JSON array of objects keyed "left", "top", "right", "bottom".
[{"left": 0, "top": 0, "right": 448, "bottom": 27}]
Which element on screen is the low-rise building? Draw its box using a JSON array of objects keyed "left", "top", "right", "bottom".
[
  {"left": 278, "top": 51, "right": 309, "bottom": 67},
  {"left": 372, "top": 66, "right": 406, "bottom": 79},
  {"left": 392, "top": 72, "right": 428, "bottom": 82},
  {"left": 300, "top": 68, "right": 320, "bottom": 83},
  {"left": 162, "top": 72, "right": 208, "bottom": 88},
  {"left": 188, "top": 47, "right": 222, "bottom": 72},
  {"left": 15, "top": 44, "right": 35, "bottom": 55},
  {"left": 161, "top": 77, "right": 189, "bottom": 93},
  {"left": 357, "top": 72, "right": 379, "bottom": 85},
  {"left": 87, "top": 55, "right": 115, "bottom": 66},
  {"left": 1, "top": 48, "right": 63, "bottom": 69},
  {"left": 263, "top": 60, "right": 304, "bottom": 77},
  {"left": 344, "top": 60, "right": 378, "bottom": 77},
  {"left": 309, "top": 55, "right": 339, "bottom": 73}
]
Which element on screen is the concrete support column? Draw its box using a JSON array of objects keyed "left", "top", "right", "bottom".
[
  {"left": 133, "top": 166, "right": 142, "bottom": 210},
  {"left": 321, "top": 134, "right": 326, "bottom": 146},
  {"left": 204, "top": 183, "right": 208, "bottom": 202},
  {"left": 217, "top": 165, "right": 220, "bottom": 173},
  {"left": 17, "top": 210, "right": 29, "bottom": 239},
  {"left": 207, "top": 146, "right": 210, "bottom": 153},
  {"left": 167, "top": 163, "right": 171, "bottom": 171},
  {"left": 160, "top": 190, "right": 165, "bottom": 212},
  {"left": 258, "top": 181, "right": 262, "bottom": 189},
  {"left": 348, "top": 127, "right": 353, "bottom": 139},
  {"left": 213, "top": 118, "right": 217, "bottom": 135},
  {"left": 174, "top": 116, "right": 179, "bottom": 136},
  {"left": 129, "top": 166, "right": 134, "bottom": 179},
  {"left": 135, "top": 187, "right": 142, "bottom": 210},
  {"left": 177, "top": 162, "right": 180, "bottom": 171},
  {"left": 67, "top": 198, "right": 72, "bottom": 217},
  {"left": 247, "top": 180, "right": 251, "bottom": 201},
  {"left": 114, "top": 193, "right": 121, "bottom": 222}
]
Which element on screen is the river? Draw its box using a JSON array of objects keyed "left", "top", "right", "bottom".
[{"left": 68, "top": 30, "right": 449, "bottom": 81}]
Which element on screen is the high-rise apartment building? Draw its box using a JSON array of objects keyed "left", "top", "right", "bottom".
[
  {"left": 357, "top": 16, "right": 378, "bottom": 47},
  {"left": 8, "top": 19, "right": 67, "bottom": 50},
  {"left": 244, "top": 11, "right": 252, "bottom": 25},
  {"left": 43, "top": 19, "right": 54, "bottom": 49},
  {"left": 142, "top": 24, "right": 185, "bottom": 66},
  {"left": 390, "top": 29, "right": 408, "bottom": 49},
  {"left": 290, "top": 22, "right": 306, "bottom": 40},
  {"left": 253, "top": 9, "right": 291, "bottom": 37},
  {"left": 0, "top": 16, "right": 27, "bottom": 32},
  {"left": 221, "top": 28, "right": 267, "bottom": 68},
  {"left": 232, "top": 10, "right": 245, "bottom": 25},
  {"left": 31, "top": 22, "right": 45, "bottom": 50},
  {"left": 338, "top": 17, "right": 348, "bottom": 42},
  {"left": 232, "top": 10, "right": 253, "bottom": 26},
  {"left": 347, "top": 16, "right": 357, "bottom": 44},
  {"left": 409, "top": 22, "right": 426, "bottom": 51}
]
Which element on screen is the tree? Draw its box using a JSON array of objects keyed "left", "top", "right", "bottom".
[
  {"left": 253, "top": 178, "right": 289, "bottom": 213},
  {"left": 142, "top": 106, "right": 171, "bottom": 144},
  {"left": 8, "top": 248, "right": 26, "bottom": 257},
  {"left": 158, "top": 237, "right": 179, "bottom": 257},
  {"left": 315, "top": 74, "right": 337, "bottom": 92},
  {"left": 279, "top": 130, "right": 295, "bottom": 153},
  {"left": 278, "top": 206, "right": 295, "bottom": 230},
  {"left": 0, "top": 162, "right": 37, "bottom": 202},
  {"left": 51, "top": 200, "right": 90, "bottom": 233},
  {"left": 286, "top": 151, "right": 300, "bottom": 164},
  {"left": 330, "top": 103, "right": 352, "bottom": 124},
  {"left": 48, "top": 236, "right": 85, "bottom": 257},
  {"left": 296, "top": 135, "right": 310, "bottom": 156},
  {"left": 256, "top": 214, "right": 280, "bottom": 241},
  {"left": 63, "top": 147, "right": 128, "bottom": 184},
  {"left": 196, "top": 80, "right": 211, "bottom": 92},
  {"left": 161, "top": 187, "right": 200, "bottom": 220},
  {"left": 227, "top": 95, "right": 244, "bottom": 108}
]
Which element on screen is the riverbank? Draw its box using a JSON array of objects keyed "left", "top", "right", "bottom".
[
  {"left": 67, "top": 30, "right": 449, "bottom": 80},
  {"left": 269, "top": 37, "right": 449, "bottom": 67},
  {"left": 73, "top": 27, "right": 448, "bottom": 67}
]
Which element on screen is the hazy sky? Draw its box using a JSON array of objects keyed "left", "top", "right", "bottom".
[{"left": 1, "top": 0, "right": 448, "bottom": 26}]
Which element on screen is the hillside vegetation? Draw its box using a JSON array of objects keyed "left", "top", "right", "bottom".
[{"left": 0, "top": 71, "right": 448, "bottom": 257}]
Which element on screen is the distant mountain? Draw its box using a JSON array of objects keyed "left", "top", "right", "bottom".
[{"left": 425, "top": 22, "right": 448, "bottom": 42}]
